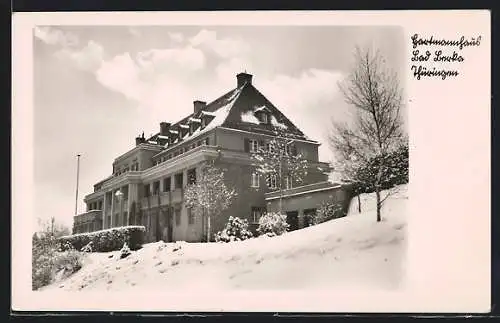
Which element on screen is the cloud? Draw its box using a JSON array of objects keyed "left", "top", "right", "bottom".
[
  {"left": 54, "top": 40, "right": 105, "bottom": 72},
  {"left": 34, "top": 26, "right": 79, "bottom": 47},
  {"left": 256, "top": 69, "right": 345, "bottom": 161},
  {"left": 189, "top": 29, "right": 249, "bottom": 59},
  {"left": 168, "top": 32, "right": 184, "bottom": 43},
  {"left": 35, "top": 26, "right": 105, "bottom": 72},
  {"left": 128, "top": 27, "right": 142, "bottom": 37},
  {"left": 214, "top": 57, "right": 254, "bottom": 88},
  {"left": 95, "top": 45, "right": 208, "bottom": 132}
]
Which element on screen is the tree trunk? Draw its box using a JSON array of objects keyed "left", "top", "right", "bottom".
[
  {"left": 375, "top": 188, "right": 381, "bottom": 222},
  {"left": 357, "top": 194, "right": 361, "bottom": 213},
  {"left": 207, "top": 214, "right": 211, "bottom": 242}
]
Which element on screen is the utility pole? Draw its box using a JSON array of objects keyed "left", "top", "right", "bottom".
[{"left": 75, "top": 154, "right": 81, "bottom": 216}]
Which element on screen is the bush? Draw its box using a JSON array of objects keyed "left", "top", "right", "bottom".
[
  {"left": 308, "top": 202, "right": 343, "bottom": 225},
  {"left": 32, "top": 234, "right": 84, "bottom": 290},
  {"left": 257, "top": 212, "right": 289, "bottom": 237},
  {"left": 119, "top": 242, "right": 131, "bottom": 259},
  {"left": 57, "top": 226, "right": 145, "bottom": 253},
  {"left": 215, "top": 216, "right": 253, "bottom": 243}
]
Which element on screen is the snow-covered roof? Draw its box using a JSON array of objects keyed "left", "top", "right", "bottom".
[
  {"left": 254, "top": 105, "right": 270, "bottom": 112},
  {"left": 241, "top": 110, "right": 260, "bottom": 124},
  {"left": 147, "top": 140, "right": 158, "bottom": 145},
  {"left": 179, "top": 124, "right": 189, "bottom": 129},
  {"left": 158, "top": 135, "right": 169, "bottom": 140},
  {"left": 169, "top": 130, "right": 179, "bottom": 134},
  {"left": 201, "top": 110, "right": 217, "bottom": 117},
  {"left": 271, "top": 115, "right": 288, "bottom": 129},
  {"left": 189, "top": 117, "right": 201, "bottom": 123}
]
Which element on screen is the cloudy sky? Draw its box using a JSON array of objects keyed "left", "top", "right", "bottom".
[{"left": 33, "top": 25, "right": 405, "bottom": 229}]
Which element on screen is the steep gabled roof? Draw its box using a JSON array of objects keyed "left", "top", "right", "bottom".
[
  {"left": 146, "top": 83, "right": 247, "bottom": 148},
  {"left": 222, "top": 84, "right": 311, "bottom": 141},
  {"left": 146, "top": 75, "right": 316, "bottom": 150}
]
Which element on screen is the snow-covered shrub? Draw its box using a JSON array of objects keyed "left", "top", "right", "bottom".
[
  {"left": 57, "top": 226, "right": 145, "bottom": 253},
  {"left": 32, "top": 234, "right": 84, "bottom": 290},
  {"left": 80, "top": 241, "right": 93, "bottom": 253},
  {"left": 311, "top": 202, "right": 343, "bottom": 225},
  {"left": 256, "top": 212, "right": 289, "bottom": 237},
  {"left": 119, "top": 242, "right": 131, "bottom": 259},
  {"left": 215, "top": 216, "right": 253, "bottom": 243}
]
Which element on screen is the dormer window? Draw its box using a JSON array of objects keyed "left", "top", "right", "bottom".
[
  {"left": 254, "top": 105, "right": 271, "bottom": 124},
  {"left": 260, "top": 113, "right": 268, "bottom": 124}
]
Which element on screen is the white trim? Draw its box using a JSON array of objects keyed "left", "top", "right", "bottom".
[
  {"left": 218, "top": 126, "right": 320, "bottom": 145},
  {"left": 113, "top": 144, "right": 162, "bottom": 164},
  {"left": 265, "top": 185, "right": 342, "bottom": 201},
  {"left": 250, "top": 172, "right": 260, "bottom": 188}
]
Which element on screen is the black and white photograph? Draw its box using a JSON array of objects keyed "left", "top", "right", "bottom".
[{"left": 12, "top": 11, "right": 490, "bottom": 312}]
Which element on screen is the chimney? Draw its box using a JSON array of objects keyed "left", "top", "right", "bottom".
[
  {"left": 193, "top": 100, "right": 207, "bottom": 113},
  {"left": 135, "top": 136, "right": 145, "bottom": 146},
  {"left": 236, "top": 72, "right": 252, "bottom": 87},
  {"left": 160, "top": 122, "right": 171, "bottom": 136}
]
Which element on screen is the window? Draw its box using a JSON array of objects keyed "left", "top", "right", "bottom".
[
  {"left": 285, "top": 175, "right": 293, "bottom": 190},
  {"left": 163, "top": 177, "right": 171, "bottom": 192},
  {"left": 205, "top": 138, "right": 210, "bottom": 145},
  {"left": 260, "top": 113, "right": 268, "bottom": 124},
  {"left": 249, "top": 139, "right": 259, "bottom": 153},
  {"left": 98, "top": 201, "right": 103, "bottom": 210},
  {"left": 153, "top": 181, "right": 160, "bottom": 195},
  {"left": 303, "top": 208, "right": 317, "bottom": 228},
  {"left": 167, "top": 154, "right": 172, "bottom": 160},
  {"left": 267, "top": 174, "right": 277, "bottom": 189},
  {"left": 197, "top": 140, "right": 202, "bottom": 147},
  {"left": 123, "top": 211, "right": 128, "bottom": 226},
  {"left": 201, "top": 118, "right": 206, "bottom": 129},
  {"left": 251, "top": 173, "right": 260, "bottom": 188},
  {"left": 187, "top": 168, "right": 196, "bottom": 185},
  {"left": 174, "top": 173, "right": 184, "bottom": 189},
  {"left": 188, "top": 208, "right": 195, "bottom": 225},
  {"left": 143, "top": 184, "right": 150, "bottom": 197},
  {"left": 251, "top": 207, "right": 265, "bottom": 223},
  {"left": 175, "top": 207, "right": 182, "bottom": 226}
]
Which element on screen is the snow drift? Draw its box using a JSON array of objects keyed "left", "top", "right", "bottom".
[{"left": 40, "top": 184, "right": 407, "bottom": 292}]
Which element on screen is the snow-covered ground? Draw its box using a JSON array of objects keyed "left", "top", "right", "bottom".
[{"left": 40, "top": 184, "right": 407, "bottom": 292}]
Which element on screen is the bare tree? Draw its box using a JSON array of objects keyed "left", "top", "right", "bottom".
[
  {"left": 184, "top": 161, "right": 237, "bottom": 242},
  {"left": 251, "top": 126, "right": 309, "bottom": 215},
  {"left": 329, "top": 46, "right": 405, "bottom": 222}
]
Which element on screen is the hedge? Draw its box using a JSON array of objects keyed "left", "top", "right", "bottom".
[{"left": 57, "top": 226, "right": 145, "bottom": 252}]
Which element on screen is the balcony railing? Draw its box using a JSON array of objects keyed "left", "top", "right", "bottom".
[
  {"left": 140, "top": 189, "right": 183, "bottom": 209},
  {"left": 74, "top": 210, "right": 103, "bottom": 224}
]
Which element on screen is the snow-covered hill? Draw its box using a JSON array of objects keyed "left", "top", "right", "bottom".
[{"left": 41, "top": 184, "right": 407, "bottom": 292}]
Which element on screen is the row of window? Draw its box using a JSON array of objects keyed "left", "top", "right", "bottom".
[
  {"left": 87, "top": 200, "right": 103, "bottom": 211},
  {"left": 115, "top": 161, "right": 139, "bottom": 176},
  {"left": 159, "top": 116, "right": 211, "bottom": 148},
  {"left": 154, "top": 137, "right": 210, "bottom": 166},
  {"left": 250, "top": 173, "right": 293, "bottom": 190},
  {"left": 247, "top": 138, "right": 297, "bottom": 155},
  {"left": 143, "top": 168, "right": 197, "bottom": 197}
]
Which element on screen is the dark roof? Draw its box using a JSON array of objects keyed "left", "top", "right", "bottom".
[{"left": 146, "top": 79, "right": 314, "bottom": 145}]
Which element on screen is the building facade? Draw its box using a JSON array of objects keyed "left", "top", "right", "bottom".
[{"left": 73, "top": 72, "right": 350, "bottom": 242}]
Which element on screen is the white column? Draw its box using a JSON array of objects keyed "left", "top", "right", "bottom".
[
  {"left": 103, "top": 194, "right": 108, "bottom": 229},
  {"left": 110, "top": 190, "right": 115, "bottom": 227}
]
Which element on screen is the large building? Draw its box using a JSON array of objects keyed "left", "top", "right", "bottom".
[{"left": 73, "top": 72, "right": 350, "bottom": 242}]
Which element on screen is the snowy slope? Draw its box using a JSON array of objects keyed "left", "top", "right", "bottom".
[{"left": 40, "top": 185, "right": 407, "bottom": 292}]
